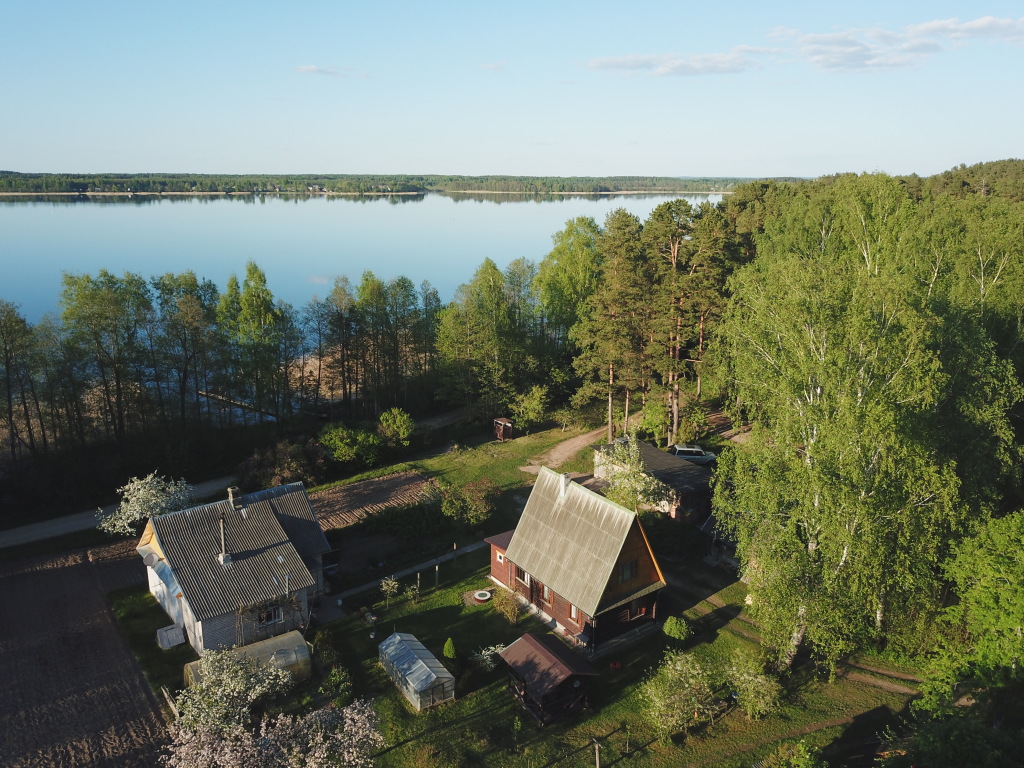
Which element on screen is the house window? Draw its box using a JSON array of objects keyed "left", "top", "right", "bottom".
[
  {"left": 258, "top": 606, "right": 283, "bottom": 626},
  {"left": 496, "top": 552, "right": 504, "bottom": 564},
  {"left": 515, "top": 565, "right": 529, "bottom": 586},
  {"left": 568, "top": 603, "right": 578, "bottom": 622},
  {"left": 542, "top": 585, "right": 551, "bottom": 603},
  {"left": 619, "top": 558, "right": 639, "bottom": 584}
]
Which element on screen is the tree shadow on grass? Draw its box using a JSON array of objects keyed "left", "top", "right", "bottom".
[
  {"left": 688, "top": 603, "right": 742, "bottom": 645},
  {"left": 820, "top": 703, "right": 908, "bottom": 767}
]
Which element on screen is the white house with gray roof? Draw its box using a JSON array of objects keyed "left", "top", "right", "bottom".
[{"left": 136, "top": 483, "right": 330, "bottom": 653}]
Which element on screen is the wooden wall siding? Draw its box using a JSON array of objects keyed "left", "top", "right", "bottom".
[
  {"left": 183, "top": 601, "right": 203, "bottom": 654},
  {"left": 489, "top": 545, "right": 513, "bottom": 589},
  {"left": 599, "top": 522, "right": 662, "bottom": 607},
  {"left": 198, "top": 612, "right": 237, "bottom": 651}
]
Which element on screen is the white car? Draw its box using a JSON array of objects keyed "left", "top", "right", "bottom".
[{"left": 669, "top": 444, "right": 717, "bottom": 465}]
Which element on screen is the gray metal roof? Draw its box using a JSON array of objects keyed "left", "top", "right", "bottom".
[
  {"left": 503, "top": 468, "right": 638, "bottom": 616},
  {"left": 147, "top": 484, "right": 322, "bottom": 622},
  {"left": 242, "top": 483, "right": 331, "bottom": 563},
  {"left": 378, "top": 632, "right": 454, "bottom": 692}
]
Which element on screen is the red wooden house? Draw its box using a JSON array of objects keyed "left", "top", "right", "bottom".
[{"left": 485, "top": 467, "right": 666, "bottom": 651}]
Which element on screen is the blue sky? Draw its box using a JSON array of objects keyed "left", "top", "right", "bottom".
[{"left": 3, "top": 1, "right": 1022, "bottom": 178}]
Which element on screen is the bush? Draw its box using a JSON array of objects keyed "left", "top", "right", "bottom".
[
  {"left": 319, "top": 665, "right": 353, "bottom": 707},
  {"left": 438, "top": 478, "right": 498, "bottom": 528},
  {"left": 492, "top": 588, "right": 523, "bottom": 625},
  {"left": 318, "top": 423, "right": 384, "bottom": 469},
  {"left": 378, "top": 407, "right": 415, "bottom": 447},
  {"left": 662, "top": 615, "right": 692, "bottom": 644},
  {"left": 725, "top": 650, "right": 783, "bottom": 720},
  {"left": 237, "top": 437, "right": 331, "bottom": 490}
]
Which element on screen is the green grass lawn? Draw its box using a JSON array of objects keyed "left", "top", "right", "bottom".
[
  {"left": 319, "top": 550, "right": 915, "bottom": 768},
  {"left": 108, "top": 586, "right": 198, "bottom": 696}
]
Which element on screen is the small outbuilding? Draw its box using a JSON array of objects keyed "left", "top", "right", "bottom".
[
  {"left": 499, "top": 633, "right": 599, "bottom": 724},
  {"left": 184, "top": 630, "right": 312, "bottom": 687},
  {"left": 378, "top": 632, "right": 455, "bottom": 712},
  {"left": 494, "top": 417, "right": 513, "bottom": 442}
]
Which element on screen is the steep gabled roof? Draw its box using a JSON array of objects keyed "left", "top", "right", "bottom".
[
  {"left": 503, "top": 468, "right": 658, "bottom": 616},
  {"left": 139, "top": 483, "right": 326, "bottom": 622}
]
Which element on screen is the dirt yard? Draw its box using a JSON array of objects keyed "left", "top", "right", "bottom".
[
  {"left": 0, "top": 540, "right": 166, "bottom": 768},
  {"left": 310, "top": 470, "right": 430, "bottom": 530}
]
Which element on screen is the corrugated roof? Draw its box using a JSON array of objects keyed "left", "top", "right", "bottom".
[
  {"left": 243, "top": 484, "right": 331, "bottom": 562},
  {"left": 503, "top": 468, "right": 636, "bottom": 616},
  {"left": 500, "top": 633, "right": 597, "bottom": 699},
  {"left": 147, "top": 485, "right": 321, "bottom": 622},
  {"left": 378, "top": 632, "right": 454, "bottom": 692}
]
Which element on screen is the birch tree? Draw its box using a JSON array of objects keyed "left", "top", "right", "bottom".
[{"left": 714, "top": 174, "right": 1018, "bottom": 669}]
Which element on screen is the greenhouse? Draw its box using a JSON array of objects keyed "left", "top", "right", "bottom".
[
  {"left": 184, "top": 630, "right": 312, "bottom": 687},
  {"left": 378, "top": 632, "right": 455, "bottom": 711}
]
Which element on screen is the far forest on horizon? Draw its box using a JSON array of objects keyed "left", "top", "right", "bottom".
[{"left": 0, "top": 171, "right": 784, "bottom": 196}]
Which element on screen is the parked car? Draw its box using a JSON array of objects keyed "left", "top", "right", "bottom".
[{"left": 669, "top": 444, "right": 717, "bottom": 465}]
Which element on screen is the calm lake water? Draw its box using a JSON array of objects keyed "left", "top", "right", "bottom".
[{"left": 0, "top": 193, "right": 719, "bottom": 322}]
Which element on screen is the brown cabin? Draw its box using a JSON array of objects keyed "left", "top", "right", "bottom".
[
  {"left": 486, "top": 467, "right": 666, "bottom": 651},
  {"left": 500, "top": 632, "right": 599, "bottom": 724}
]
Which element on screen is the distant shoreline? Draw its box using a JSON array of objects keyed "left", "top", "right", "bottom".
[{"left": 0, "top": 189, "right": 729, "bottom": 198}]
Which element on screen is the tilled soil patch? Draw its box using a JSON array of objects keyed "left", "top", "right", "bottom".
[
  {"left": 0, "top": 542, "right": 165, "bottom": 768},
  {"left": 311, "top": 470, "right": 430, "bottom": 529}
]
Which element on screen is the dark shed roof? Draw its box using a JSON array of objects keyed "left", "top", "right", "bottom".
[
  {"left": 484, "top": 529, "right": 515, "bottom": 551},
  {"left": 500, "top": 633, "right": 598, "bottom": 699},
  {"left": 596, "top": 441, "right": 712, "bottom": 493}
]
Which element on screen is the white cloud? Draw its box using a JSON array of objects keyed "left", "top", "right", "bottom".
[
  {"left": 908, "top": 16, "right": 1024, "bottom": 42},
  {"left": 790, "top": 15, "right": 1024, "bottom": 71},
  {"left": 592, "top": 16, "right": 1024, "bottom": 79},
  {"left": 589, "top": 49, "right": 756, "bottom": 76},
  {"left": 295, "top": 65, "right": 342, "bottom": 77}
]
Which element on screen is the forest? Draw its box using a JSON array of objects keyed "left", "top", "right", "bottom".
[
  {"left": 2, "top": 159, "right": 1023, "bottom": 761},
  {"left": 0, "top": 171, "right": 761, "bottom": 196}
]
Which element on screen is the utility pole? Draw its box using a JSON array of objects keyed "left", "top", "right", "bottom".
[{"left": 592, "top": 738, "right": 601, "bottom": 768}]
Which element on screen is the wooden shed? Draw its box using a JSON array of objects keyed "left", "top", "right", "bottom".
[
  {"left": 378, "top": 632, "right": 455, "bottom": 712},
  {"left": 494, "top": 417, "right": 513, "bottom": 442},
  {"left": 499, "top": 633, "right": 598, "bottom": 724}
]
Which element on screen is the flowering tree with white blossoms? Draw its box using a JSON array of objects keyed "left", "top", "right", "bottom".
[
  {"left": 163, "top": 700, "right": 385, "bottom": 768},
  {"left": 96, "top": 471, "right": 195, "bottom": 536},
  {"left": 175, "top": 648, "right": 294, "bottom": 733}
]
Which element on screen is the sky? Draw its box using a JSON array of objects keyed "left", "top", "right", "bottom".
[{"left": 3, "top": 1, "right": 1022, "bottom": 179}]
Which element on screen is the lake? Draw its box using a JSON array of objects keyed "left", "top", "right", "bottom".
[{"left": 0, "top": 193, "right": 720, "bottom": 322}]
